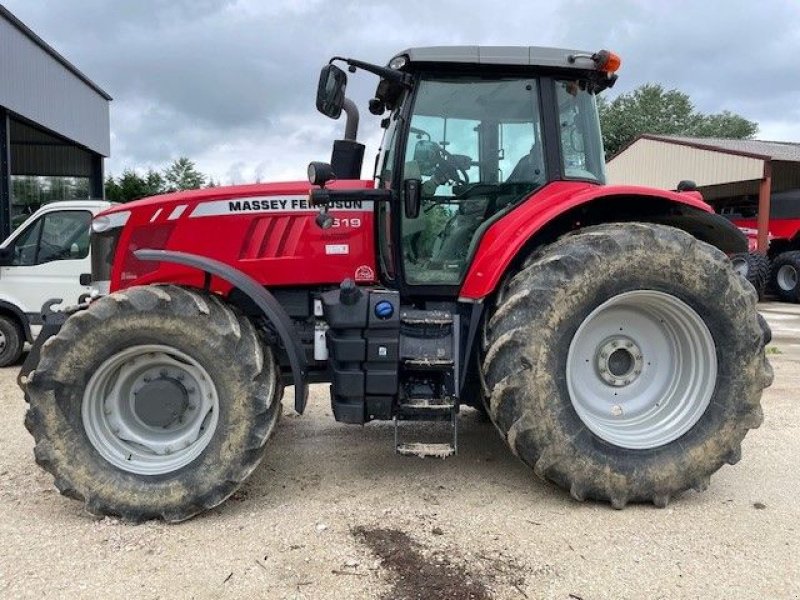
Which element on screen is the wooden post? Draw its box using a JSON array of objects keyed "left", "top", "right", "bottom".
[{"left": 757, "top": 161, "right": 772, "bottom": 254}]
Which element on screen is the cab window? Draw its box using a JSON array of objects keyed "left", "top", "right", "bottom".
[
  {"left": 8, "top": 210, "right": 91, "bottom": 266},
  {"left": 400, "top": 77, "right": 543, "bottom": 286},
  {"left": 556, "top": 80, "right": 606, "bottom": 183}
]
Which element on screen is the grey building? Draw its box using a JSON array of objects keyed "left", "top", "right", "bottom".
[{"left": 0, "top": 4, "right": 111, "bottom": 238}]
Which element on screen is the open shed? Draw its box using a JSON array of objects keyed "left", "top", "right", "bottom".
[{"left": 607, "top": 134, "right": 800, "bottom": 253}]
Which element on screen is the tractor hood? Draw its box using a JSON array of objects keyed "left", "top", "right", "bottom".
[{"left": 98, "top": 179, "right": 375, "bottom": 218}]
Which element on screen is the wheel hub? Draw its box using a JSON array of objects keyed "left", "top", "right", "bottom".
[
  {"left": 566, "top": 290, "right": 717, "bottom": 450},
  {"left": 132, "top": 377, "right": 189, "bottom": 429},
  {"left": 0, "top": 331, "right": 5, "bottom": 351},
  {"left": 82, "top": 345, "right": 219, "bottom": 475},
  {"left": 595, "top": 337, "right": 643, "bottom": 387}
]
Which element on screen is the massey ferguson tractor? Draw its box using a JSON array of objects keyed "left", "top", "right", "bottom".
[{"left": 19, "top": 46, "right": 772, "bottom": 522}]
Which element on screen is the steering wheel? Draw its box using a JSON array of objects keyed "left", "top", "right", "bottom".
[{"left": 433, "top": 146, "right": 470, "bottom": 186}]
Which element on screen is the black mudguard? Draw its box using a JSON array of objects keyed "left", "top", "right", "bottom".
[
  {"left": 650, "top": 208, "right": 747, "bottom": 255},
  {"left": 135, "top": 249, "right": 309, "bottom": 413}
]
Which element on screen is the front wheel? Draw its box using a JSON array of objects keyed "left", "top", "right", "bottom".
[
  {"left": 0, "top": 315, "right": 24, "bottom": 367},
  {"left": 483, "top": 223, "right": 772, "bottom": 508},
  {"left": 770, "top": 250, "right": 800, "bottom": 302},
  {"left": 25, "top": 285, "right": 282, "bottom": 522}
]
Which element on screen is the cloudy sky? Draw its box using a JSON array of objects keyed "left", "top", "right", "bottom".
[{"left": 5, "top": 0, "right": 800, "bottom": 184}]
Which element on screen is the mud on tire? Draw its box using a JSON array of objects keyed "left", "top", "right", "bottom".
[
  {"left": 482, "top": 223, "right": 772, "bottom": 508},
  {"left": 24, "top": 285, "right": 282, "bottom": 522}
]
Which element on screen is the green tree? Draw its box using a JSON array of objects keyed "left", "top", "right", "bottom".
[
  {"left": 598, "top": 84, "right": 758, "bottom": 157},
  {"left": 163, "top": 157, "right": 206, "bottom": 192}
]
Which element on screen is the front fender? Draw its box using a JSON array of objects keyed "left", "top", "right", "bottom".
[{"left": 135, "top": 249, "right": 309, "bottom": 413}]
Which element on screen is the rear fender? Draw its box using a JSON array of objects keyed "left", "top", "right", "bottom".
[
  {"left": 459, "top": 182, "right": 747, "bottom": 300},
  {"left": 135, "top": 249, "right": 309, "bottom": 413}
]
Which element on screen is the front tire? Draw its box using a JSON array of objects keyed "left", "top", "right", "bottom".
[
  {"left": 25, "top": 285, "right": 282, "bottom": 522},
  {"left": 770, "top": 250, "right": 800, "bottom": 302},
  {"left": 0, "top": 315, "right": 24, "bottom": 367},
  {"left": 483, "top": 223, "right": 772, "bottom": 508}
]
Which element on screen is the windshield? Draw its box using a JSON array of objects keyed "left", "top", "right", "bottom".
[{"left": 401, "top": 76, "right": 544, "bottom": 285}]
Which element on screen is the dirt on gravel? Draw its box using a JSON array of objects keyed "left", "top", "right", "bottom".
[
  {"left": 1, "top": 311, "right": 800, "bottom": 599},
  {"left": 353, "top": 526, "right": 492, "bottom": 600}
]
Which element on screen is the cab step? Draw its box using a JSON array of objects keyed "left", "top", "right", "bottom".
[
  {"left": 393, "top": 407, "right": 458, "bottom": 457},
  {"left": 397, "top": 397, "right": 455, "bottom": 420},
  {"left": 396, "top": 442, "right": 455, "bottom": 458}
]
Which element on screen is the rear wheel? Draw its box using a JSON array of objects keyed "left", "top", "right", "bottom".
[
  {"left": 0, "top": 315, "right": 24, "bottom": 367},
  {"left": 770, "top": 251, "right": 800, "bottom": 302},
  {"left": 731, "top": 251, "right": 770, "bottom": 300},
  {"left": 483, "top": 223, "right": 772, "bottom": 508},
  {"left": 25, "top": 285, "right": 282, "bottom": 522}
]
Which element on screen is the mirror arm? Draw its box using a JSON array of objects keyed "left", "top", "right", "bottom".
[
  {"left": 342, "top": 97, "right": 359, "bottom": 141},
  {"left": 330, "top": 56, "right": 413, "bottom": 87}
]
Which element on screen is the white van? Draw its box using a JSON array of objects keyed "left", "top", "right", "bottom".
[{"left": 0, "top": 200, "right": 112, "bottom": 366}]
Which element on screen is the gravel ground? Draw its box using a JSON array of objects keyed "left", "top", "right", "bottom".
[{"left": 1, "top": 305, "right": 798, "bottom": 600}]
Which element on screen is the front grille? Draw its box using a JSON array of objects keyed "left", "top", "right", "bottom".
[{"left": 90, "top": 229, "right": 121, "bottom": 283}]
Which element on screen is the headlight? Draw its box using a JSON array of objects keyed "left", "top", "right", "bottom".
[
  {"left": 92, "top": 210, "right": 131, "bottom": 233},
  {"left": 388, "top": 55, "right": 408, "bottom": 70}
]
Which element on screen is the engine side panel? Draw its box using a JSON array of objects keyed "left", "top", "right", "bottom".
[{"left": 107, "top": 180, "right": 378, "bottom": 293}]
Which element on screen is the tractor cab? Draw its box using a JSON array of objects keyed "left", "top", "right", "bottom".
[{"left": 310, "top": 47, "right": 619, "bottom": 293}]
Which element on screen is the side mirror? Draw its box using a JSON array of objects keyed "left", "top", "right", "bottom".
[
  {"left": 70, "top": 243, "right": 80, "bottom": 258},
  {"left": 316, "top": 64, "right": 348, "bottom": 119},
  {"left": 403, "top": 179, "right": 421, "bottom": 219},
  {"left": 413, "top": 140, "right": 440, "bottom": 176}
]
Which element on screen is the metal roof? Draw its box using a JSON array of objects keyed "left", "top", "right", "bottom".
[
  {"left": 395, "top": 46, "right": 598, "bottom": 70},
  {"left": 0, "top": 5, "right": 111, "bottom": 101},
  {"left": 0, "top": 5, "right": 111, "bottom": 156},
  {"left": 645, "top": 135, "right": 800, "bottom": 163}
]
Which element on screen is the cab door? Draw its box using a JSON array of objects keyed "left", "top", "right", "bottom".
[{"left": 0, "top": 209, "right": 93, "bottom": 315}]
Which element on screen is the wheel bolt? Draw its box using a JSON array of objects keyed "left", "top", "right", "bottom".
[
  {"left": 625, "top": 342, "right": 633, "bottom": 348},
  {"left": 188, "top": 404, "right": 195, "bottom": 410},
  {"left": 143, "top": 376, "right": 152, "bottom": 383}
]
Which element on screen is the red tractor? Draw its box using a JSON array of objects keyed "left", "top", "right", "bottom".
[
  {"left": 723, "top": 189, "right": 800, "bottom": 302},
  {"left": 20, "top": 46, "right": 771, "bottom": 521}
]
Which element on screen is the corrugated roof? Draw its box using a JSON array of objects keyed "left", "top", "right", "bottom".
[{"left": 645, "top": 135, "right": 800, "bottom": 163}]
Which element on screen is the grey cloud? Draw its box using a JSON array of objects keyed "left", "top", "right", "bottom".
[{"left": 4, "top": 0, "right": 798, "bottom": 181}]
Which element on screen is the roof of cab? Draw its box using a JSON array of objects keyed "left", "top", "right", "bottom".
[{"left": 393, "top": 46, "right": 597, "bottom": 70}]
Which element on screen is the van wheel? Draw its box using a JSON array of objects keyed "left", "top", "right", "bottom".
[{"left": 0, "top": 315, "right": 24, "bottom": 367}]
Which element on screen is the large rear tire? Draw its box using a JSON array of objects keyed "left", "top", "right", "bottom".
[
  {"left": 482, "top": 223, "right": 772, "bottom": 508},
  {"left": 24, "top": 285, "right": 282, "bottom": 522}
]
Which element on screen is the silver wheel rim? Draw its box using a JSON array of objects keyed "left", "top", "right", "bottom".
[
  {"left": 0, "top": 330, "right": 5, "bottom": 352},
  {"left": 777, "top": 264, "right": 798, "bottom": 291},
  {"left": 566, "top": 290, "right": 717, "bottom": 450},
  {"left": 82, "top": 344, "right": 219, "bottom": 475},
  {"left": 731, "top": 256, "right": 749, "bottom": 278}
]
